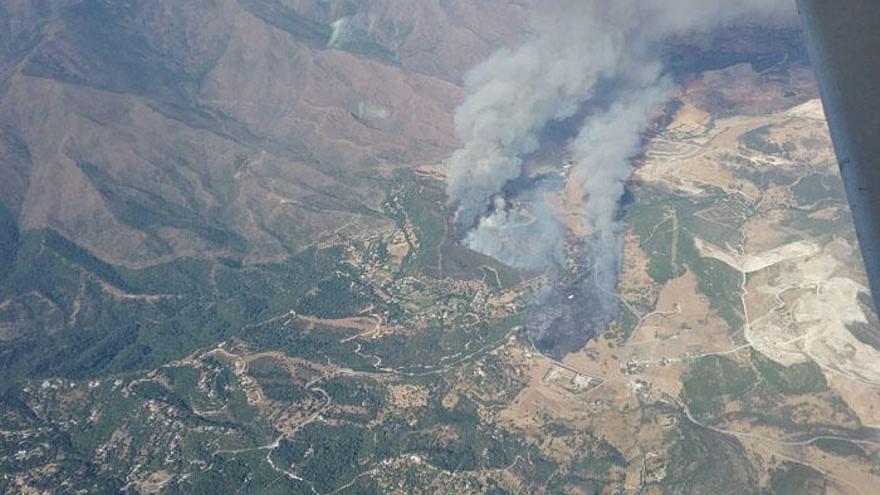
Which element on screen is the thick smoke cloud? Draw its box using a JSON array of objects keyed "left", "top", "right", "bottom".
[
  {"left": 448, "top": 0, "right": 795, "bottom": 270},
  {"left": 464, "top": 187, "right": 564, "bottom": 269},
  {"left": 447, "top": 0, "right": 795, "bottom": 353}
]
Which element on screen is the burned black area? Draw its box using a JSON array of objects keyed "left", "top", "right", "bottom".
[
  {"left": 501, "top": 172, "right": 564, "bottom": 204},
  {"left": 526, "top": 253, "right": 620, "bottom": 359},
  {"left": 527, "top": 274, "right": 619, "bottom": 359},
  {"left": 664, "top": 26, "right": 808, "bottom": 76},
  {"left": 462, "top": 29, "right": 810, "bottom": 359}
]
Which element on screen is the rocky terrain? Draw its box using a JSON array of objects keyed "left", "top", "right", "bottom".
[{"left": 0, "top": 0, "right": 529, "bottom": 267}]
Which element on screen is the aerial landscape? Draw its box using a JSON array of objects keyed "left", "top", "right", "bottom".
[{"left": 0, "top": 1, "right": 878, "bottom": 494}]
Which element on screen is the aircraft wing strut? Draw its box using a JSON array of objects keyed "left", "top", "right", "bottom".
[{"left": 797, "top": 0, "right": 880, "bottom": 313}]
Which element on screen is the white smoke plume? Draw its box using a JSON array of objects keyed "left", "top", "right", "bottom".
[
  {"left": 447, "top": 0, "right": 795, "bottom": 271},
  {"left": 464, "top": 189, "right": 564, "bottom": 269}
]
